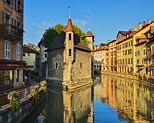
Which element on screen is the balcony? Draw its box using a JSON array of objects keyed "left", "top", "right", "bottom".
[{"left": 0, "top": 24, "right": 23, "bottom": 41}]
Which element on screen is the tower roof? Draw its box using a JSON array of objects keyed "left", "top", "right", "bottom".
[
  {"left": 63, "top": 19, "right": 74, "bottom": 32},
  {"left": 85, "top": 30, "right": 94, "bottom": 37}
]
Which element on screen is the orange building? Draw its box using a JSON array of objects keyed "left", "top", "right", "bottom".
[
  {"left": 0, "top": 0, "right": 25, "bottom": 90},
  {"left": 107, "top": 40, "right": 117, "bottom": 71}
]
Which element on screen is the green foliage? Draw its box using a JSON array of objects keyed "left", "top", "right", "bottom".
[
  {"left": 42, "top": 23, "right": 89, "bottom": 47},
  {"left": 8, "top": 91, "right": 20, "bottom": 114},
  {"left": 42, "top": 24, "right": 64, "bottom": 47}
]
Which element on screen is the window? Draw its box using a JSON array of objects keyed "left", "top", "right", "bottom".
[
  {"left": 4, "top": 40, "right": 11, "bottom": 59},
  {"left": 16, "top": 43, "right": 21, "bottom": 60},
  {"left": 80, "top": 63, "right": 82, "bottom": 69},
  {"left": 69, "top": 49, "right": 71, "bottom": 56},
  {"left": 137, "top": 59, "right": 139, "bottom": 64},
  {"left": 16, "top": 0, "right": 23, "bottom": 14},
  {"left": 69, "top": 33, "right": 72, "bottom": 40},
  {"left": 55, "top": 62, "right": 58, "bottom": 70},
  {"left": 45, "top": 53, "right": 47, "bottom": 58},
  {"left": 4, "top": 11, "right": 10, "bottom": 24}
]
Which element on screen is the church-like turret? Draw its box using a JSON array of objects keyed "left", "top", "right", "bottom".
[{"left": 85, "top": 30, "right": 94, "bottom": 51}]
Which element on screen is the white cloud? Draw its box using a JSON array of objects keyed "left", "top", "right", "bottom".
[{"left": 73, "top": 19, "right": 89, "bottom": 27}]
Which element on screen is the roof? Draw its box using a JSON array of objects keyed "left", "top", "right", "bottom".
[
  {"left": 47, "top": 18, "right": 91, "bottom": 52},
  {"left": 23, "top": 46, "right": 39, "bottom": 54},
  {"left": 24, "top": 43, "right": 40, "bottom": 51},
  {"left": 63, "top": 19, "right": 74, "bottom": 32},
  {"left": 85, "top": 30, "right": 94, "bottom": 37},
  {"left": 47, "top": 31, "right": 91, "bottom": 52}
]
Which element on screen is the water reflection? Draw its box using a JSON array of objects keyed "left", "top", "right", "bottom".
[
  {"left": 94, "top": 75, "right": 154, "bottom": 122},
  {"left": 22, "top": 75, "right": 154, "bottom": 123},
  {"left": 45, "top": 83, "right": 94, "bottom": 123}
]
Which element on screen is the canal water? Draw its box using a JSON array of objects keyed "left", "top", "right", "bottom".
[{"left": 23, "top": 75, "right": 154, "bottom": 123}]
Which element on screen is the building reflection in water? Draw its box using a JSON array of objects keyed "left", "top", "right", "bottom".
[
  {"left": 45, "top": 81, "right": 94, "bottom": 123},
  {"left": 94, "top": 75, "right": 154, "bottom": 122}
]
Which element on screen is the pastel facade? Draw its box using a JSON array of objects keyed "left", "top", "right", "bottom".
[
  {"left": 107, "top": 40, "right": 117, "bottom": 72},
  {"left": 133, "top": 21, "right": 154, "bottom": 74},
  {"left": 116, "top": 31, "right": 136, "bottom": 73},
  {"left": 93, "top": 44, "right": 108, "bottom": 71},
  {"left": 23, "top": 44, "right": 40, "bottom": 72},
  {"left": 0, "top": 0, "right": 25, "bottom": 90},
  {"left": 146, "top": 36, "right": 154, "bottom": 76}
]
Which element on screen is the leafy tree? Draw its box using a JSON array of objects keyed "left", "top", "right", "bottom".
[
  {"left": 42, "top": 23, "right": 88, "bottom": 47},
  {"left": 42, "top": 24, "right": 64, "bottom": 47}
]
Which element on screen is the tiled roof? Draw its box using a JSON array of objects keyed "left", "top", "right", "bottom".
[
  {"left": 23, "top": 46, "right": 39, "bottom": 54},
  {"left": 47, "top": 19, "right": 91, "bottom": 52},
  {"left": 46, "top": 31, "right": 91, "bottom": 52},
  {"left": 85, "top": 30, "right": 94, "bottom": 37},
  {"left": 63, "top": 19, "right": 74, "bottom": 32},
  {"left": 24, "top": 44, "right": 40, "bottom": 51}
]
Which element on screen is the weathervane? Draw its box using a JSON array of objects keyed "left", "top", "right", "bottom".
[{"left": 68, "top": 6, "right": 71, "bottom": 19}]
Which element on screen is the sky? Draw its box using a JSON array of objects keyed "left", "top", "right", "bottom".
[{"left": 24, "top": 0, "right": 154, "bottom": 46}]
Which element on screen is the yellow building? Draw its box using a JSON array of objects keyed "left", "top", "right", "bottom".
[
  {"left": 0, "top": 0, "right": 25, "bottom": 89},
  {"left": 133, "top": 19, "right": 154, "bottom": 74},
  {"left": 116, "top": 31, "right": 137, "bottom": 73},
  {"left": 146, "top": 35, "right": 154, "bottom": 76}
]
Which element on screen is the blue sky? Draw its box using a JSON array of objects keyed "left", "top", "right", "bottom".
[{"left": 24, "top": 0, "right": 154, "bottom": 46}]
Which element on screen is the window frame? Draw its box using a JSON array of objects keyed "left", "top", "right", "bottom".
[
  {"left": 4, "top": 40, "right": 11, "bottom": 60},
  {"left": 16, "top": 43, "right": 21, "bottom": 61}
]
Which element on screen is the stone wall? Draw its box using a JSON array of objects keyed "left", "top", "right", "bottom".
[
  {"left": 72, "top": 49, "right": 92, "bottom": 82},
  {"left": 48, "top": 49, "right": 64, "bottom": 81}
]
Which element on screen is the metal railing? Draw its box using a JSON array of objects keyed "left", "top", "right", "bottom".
[{"left": 0, "top": 24, "right": 23, "bottom": 40}]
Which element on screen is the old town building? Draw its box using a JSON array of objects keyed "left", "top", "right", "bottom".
[
  {"left": 0, "top": 0, "right": 25, "bottom": 90},
  {"left": 93, "top": 44, "right": 108, "bottom": 72},
  {"left": 116, "top": 30, "right": 137, "bottom": 73},
  {"left": 23, "top": 44, "right": 40, "bottom": 72},
  {"left": 133, "top": 19, "right": 154, "bottom": 74},
  {"left": 38, "top": 39, "right": 48, "bottom": 78},
  {"left": 107, "top": 40, "right": 117, "bottom": 71},
  {"left": 46, "top": 17, "right": 93, "bottom": 89},
  {"left": 146, "top": 32, "right": 154, "bottom": 76}
]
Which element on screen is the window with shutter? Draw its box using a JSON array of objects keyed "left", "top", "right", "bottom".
[
  {"left": 16, "top": 43, "right": 21, "bottom": 60},
  {"left": 4, "top": 40, "right": 11, "bottom": 60}
]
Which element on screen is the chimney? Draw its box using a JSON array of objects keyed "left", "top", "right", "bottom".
[
  {"left": 138, "top": 22, "right": 142, "bottom": 30},
  {"left": 143, "top": 21, "right": 147, "bottom": 26},
  {"left": 148, "top": 18, "right": 152, "bottom": 24}
]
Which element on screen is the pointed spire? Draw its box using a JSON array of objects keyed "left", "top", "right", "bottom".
[
  {"left": 63, "top": 19, "right": 74, "bottom": 32},
  {"left": 68, "top": 6, "right": 71, "bottom": 19},
  {"left": 63, "top": 6, "right": 74, "bottom": 32}
]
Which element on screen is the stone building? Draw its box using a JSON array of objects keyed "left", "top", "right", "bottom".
[
  {"left": 46, "top": 17, "right": 93, "bottom": 89},
  {"left": 0, "top": 0, "right": 25, "bottom": 90},
  {"left": 38, "top": 39, "right": 47, "bottom": 78}
]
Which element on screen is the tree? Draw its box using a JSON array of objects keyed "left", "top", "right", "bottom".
[
  {"left": 42, "top": 23, "right": 88, "bottom": 47},
  {"left": 42, "top": 24, "right": 64, "bottom": 47}
]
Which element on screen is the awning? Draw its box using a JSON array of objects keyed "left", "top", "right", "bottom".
[
  {"left": 0, "top": 60, "right": 27, "bottom": 69},
  {"left": 139, "top": 66, "right": 147, "bottom": 69},
  {"left": 136, "top": 65, "right": 144, "bottom": 67}
]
